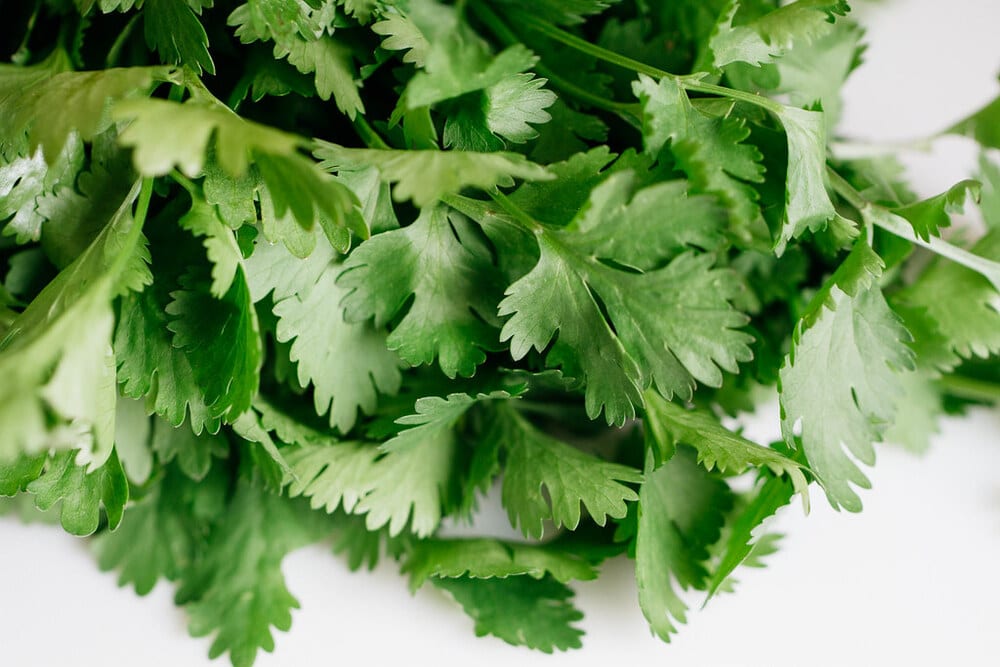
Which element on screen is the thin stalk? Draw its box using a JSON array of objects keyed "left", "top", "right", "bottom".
[
  {"left": 469, "top": 1, "right": 640, "bottom": 121},
  {"left": 487, "top": 188, "right": 543, "bottom": 233},
  {"left": 105, "top": 14, "right": 141, "bottom": 68},
  {"left": 489, "top": 4, "right": 783, "bottom": 115},
  {"left": 169, "top": 170, "right": 200, "bottom": 197},
  {"left": 352, "top": 115, "right": 391, "bottom": 150},
  {"left": 828, "top": 168, "right": 1000, "bottom": 293},
  {"left": 939, "top": 375, "right": 1000, "bottom": 403}
]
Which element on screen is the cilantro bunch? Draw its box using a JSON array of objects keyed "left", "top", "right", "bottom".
[{"left": 2, "top": 0, "right": 999, "bottom": 664}]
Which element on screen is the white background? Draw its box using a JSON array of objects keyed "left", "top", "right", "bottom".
[{"left": 2, "top": 1, "right": 1000, "bottom": 665}]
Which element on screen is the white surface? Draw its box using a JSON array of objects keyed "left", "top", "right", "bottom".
[{"left": 3, "top": 1, "right": 1000, "bottom": 665}]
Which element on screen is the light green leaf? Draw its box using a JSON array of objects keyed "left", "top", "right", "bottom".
[
  {"left": 643, "top": 391, "right": 809, "bottom": 507},
  {"left": 338, "top": 205, "right": 502, "bottom": 378},
  {"left": 25, "top": 449, "right": 129, "bottom": 536},
  {"left": 634, "top": 448, "right": 731, "bottom": 641},
  {"left": 711, "top": 0, "right": 850, "bottom": 68},
  {"left": 434, "top": 575, "right": 584, "bottom": 653},
  {"left": 779, "top": 275, "right": 914, "bottom": 512},
  {"left": 403, "top": 537, "right": 597, "bottom": 591},
  {"left": 315, "top": 141, "right": 553, "bottom": 208},
  {"left": 487, "top": 403, "right": 642, "bottom": 538}
]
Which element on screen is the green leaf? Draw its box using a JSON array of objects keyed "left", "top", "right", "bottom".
[
  {"left": 774, "top": 105, "right": 849, "bottom": 253},
  {"left": 0, "top": 181, "right": 148, "bottom": 466},
  {"left": 403, "top": 537, "right": 597, "bottom": 591},
  {"left": 315, "top": 141, "right": 553, "bottom": 208},
  {"left": 228, "top": 0, "right": 364, "bottom": 117},
  {"left": 116, "top": 283, "right": 222, "bottom": 436},
  {"left": 779, "top": 259, "right": 914, "bottom": 512},
  {"left": 151, "top": 415, "right": 228, "bottom": 481},
  {"left": 434, "top": 575, "right": 584, "bottom": 652},
  {"left": 176, "top": 480, "right": 328, "bottom": 667},
  {"left": 705, "top": 474, "right": 794, "bottom": 601},
  {"left": 1, "top": 137, "right": 84, "bottom": 244},
  {"left": 353, "top": 392, "right": 504, "bottom": 536},
  {"left": 643, "top": 391, "right": 809, "bottom": 507},
  {"left": 372, "top": 12, "right": 430, "bottom": 67},
  {"left": 405, "top": 27, "right": 538, "bottom": 109},
  {"left": 633, "top": 74, "right": 765, "bottom": 235},
  {"left": 499, "top": 0, "right": 618, "bottom": 26},
  {"left": 895, "top": 230, "right": 1000, "bottom": 367},
  {"left": 166, "top": 262, "right": 262, "bottom": 425},
  {"left": 142, "top": 0, "right": 216, "bottom": 75},
  {"left": 283, "top": 439, "right": 381, "bottom": 513},
  {"left": 246, "top": 232, "right": 403, "bottom": 430},
  {"left": 0, "top": 53, "right": 174, "bottom": 161},
  {"left": 93, "top": 463, "right": 227, "bottom": 594},
  {"left": 338, "top": 205, "right": 502, "bottom": 378},
  {"left": 948, "top": 93, "right": 1000, "bottom": 149},
  {"left": 25, "top": 449, "right": 129, "bottom": 536},
  {"left": 487, "top": 402, "right": 641, "bottom": 538},
  {"left": 633, "top": 448, "right": 732, "bottom": 641},
  {"left": 892, "top": 179, "right": 981, "bottom": 242},
  {"left": 710, "top": 0, "right": 851, "bottom": 68},
  {"left": 114, "top": 99, "right": 359, "bottom": 251},
  {"left": 773, "top": 22, "right": 864, "bottom": 132},
  {"left": 499, "top": 176, "right": 752, "bottom": 425}
]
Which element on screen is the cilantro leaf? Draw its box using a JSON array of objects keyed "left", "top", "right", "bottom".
[
  {"left": 486, "top": 402, "right": 641, "bottom": 538},
  {"left": 114, "top": 98, "right": 360, "bottom": 251},
  {"left": 116, "top": 283, "right": 223, "bottom": 436},
  {"left": 1, "top": 138, "right": 84, "bottom": 244},
  {"left": 499, "top": 173, "right": 752, "bottom": 424},
  {"left": 402, "top": 537, "right": 597, "bottom": 591},
  {"left": 354, "top": 392, "right": 507, "bottom": 536},
  {"left": 633, "top": 74, "right": 765, "bottom": 236},
  {"left": 338, "top": 205, "right": 503, "bottom": 378},
  {"left": 141, "top": 0, "right": 216, "bottom": 75},
  {"left": 166, "top": 198, "right": 262, "bottom": 423},
  {"left": 228, "top": 0, "right": 364, "bottom": 117},
  {"left": 774, "top": 105, "right": 851, "bottom": 252},
  {"left": 632, "top": 448, "right": 732, "bottom": 641},
  {"left": 895, "top": 230, "right": 1000, "bottom": 367},
  {"left": 372, "top": 11, "right": 430, "bottom": 66},
  {"left": 93, "top": 462, "right": 227, "bottom": 594},
  {"left": 247, "top": 233, "right": 402, "bottom": 431},
  {"left": 705, "top": 473, "right": 795, "bottom": 601},
  {"left": 315, "top": 141, "right": 553, "bottom": 208},
  {"left": 710, "top": 0, "right": 851, "bottom": 68},
  {"left": 434, "top": 575, "right": 585, "bottom": 652},
  {"left": 893, "top": 179, "right": 981, "bottom": 242},
  {"left": 779, "top": 245, "right": 915, "bottom": 512},
  {"left": 24, "top": 449, "right": 129, "bottom": 536},
  {"left": 176, "top": 480, "right": 328, "bottom": 667},
  {"left": 0, "top": 53, "right": 175, "bottom": 161},
  {"left": 643, "top": 391, "right": 809, "bottom": 506},
  {"left": 0, "top": 182, "right": 148, "bottom": 466},
  {"left": 498, "top": 0, "right": 619, "bottom": 26},
  {"left": 151, "top": 414, "right": 229, "bottom": 480}
]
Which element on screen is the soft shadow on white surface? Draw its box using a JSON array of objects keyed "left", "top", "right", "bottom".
[{"left": 2, "top": 1, "right": 1000, "bottom": 665}]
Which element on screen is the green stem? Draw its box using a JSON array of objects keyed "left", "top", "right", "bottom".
[
  {"left": 352, "top": 115, "right": 390, "bottom": 149},
  {"left": 939, "top": 375, "right": 1000, "bottom": 403},
  {"left": 828, "top": 168, "right": 1000, "bottom": 293},
  {"left": 488, "top": 188, "right": 543, "bottom": 232},
  {"left": 169, "top": 170, "right": 200, "bottom": 197},
  {"left": 12, "top": 0, "right": 41, "bottom": 65},
  {"left": 469, "top": 1, "right": 640, "bottom": 121},
  {"left": 133, "top": 177, "right": 155, "bottom": 230},
  {"left": 488, "top": 4, "right": 784, "bottom": 115},
  {"left": 105, "top": 14, "right": 140, "bottom": 68}
]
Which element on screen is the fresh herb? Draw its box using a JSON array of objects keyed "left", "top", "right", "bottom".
[{"left": 1, "top": 1, "right": 998, "bottom": 665}]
